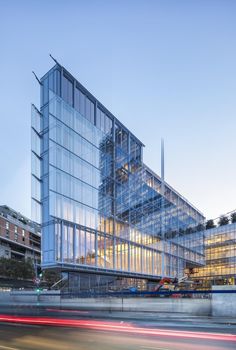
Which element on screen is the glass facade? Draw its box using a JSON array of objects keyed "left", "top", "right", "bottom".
[
  {"left": 31, "top": 64, "right": 205, "bottom": 280},
  {"left": 188, "top": 223, "right": 236, "bottom": 286}
]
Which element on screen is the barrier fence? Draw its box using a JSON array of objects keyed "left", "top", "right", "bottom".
[
  {"left": 59, "top": 289, "right": 236, "bottom": 299},
  {"left": 2, "top": 289, "right": 236, "bottom": 299}
]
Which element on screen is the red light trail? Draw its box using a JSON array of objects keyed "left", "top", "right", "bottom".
[{"left": 0, "top": 314, "right": 235, "bottom": 342}]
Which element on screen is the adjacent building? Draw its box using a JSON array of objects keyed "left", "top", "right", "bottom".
[
  {"left": 188, "top": 215, "right": 236, "bottom": 287},
  {"left": 31, "top": 62, "right": 205, "bottom": 289},
  {"left": 0, "top": 205, "right": 41, "bottom": 264}
]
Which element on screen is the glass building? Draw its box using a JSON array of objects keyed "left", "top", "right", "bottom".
[
  {"left": 187, "top": 221, "right": 236, "bottom": 287},
  {"left": 31, "top": 63, "right": 205, "bottom": 285}
]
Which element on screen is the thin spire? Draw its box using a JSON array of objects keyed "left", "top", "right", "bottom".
[
  {"left": 32, "top": 71, "right": 42, "bottom": 85},
  {"left": 49, "top": 54, "right": 62, "bottom": 67},
  {"left": 161, "top": 138, "right": 165, "bottom": 183},
  {"left": 161, "top": 138, "right": 166, "bottom": 277},
  {"left": 161, "top": 138, "right": 165, "bottom": 239}
]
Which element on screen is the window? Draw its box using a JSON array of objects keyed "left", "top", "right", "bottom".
[
  {"left": 42, "top": 77, "right": 49, "bottom": 105},
  {"left": 48, "top": 69, "right": 61, "bottom": 96},
  {"left": 14, "top": 226, "right": 17, "bottom": 233},
  {"left": 85, "top": 97, "right": 95, "bottom": 124},
  {"left": 74, "top": 87, "right": 80, "bottom": 111},
  {"left": 75, "top": 87, "right": 95, "bottom": 124},
  {"left": 97, "top": 108, "right": 112, "bottom": 134},
  {"left": 6, "top": 222, "right": 9, "bottom": 230},
  {"left": 85, "top": 97, "right": 90, "bottom": 121},
  {"left": 75, "top": 88, "right": 85, "bottom": 116},
  {"left": 62, "top": 75, "right": 73, "bottom": 106},
  {"left": 22, "top": 229, "right": 25, "bottom": 242},
  {"left": 130, "top": 137, "right": 141, "bottom": 162},
  {"left": 15, "top": 233, "right": 18, "bottom": 242},
  {"left": 115, "top": 124, "right": 128, "bottom": 152},
  {"left": 90, "top": 102, "right": 95, "bottom": 124},
  {"left": 80, "top": 90, "right": 85, "bottom": 116}
]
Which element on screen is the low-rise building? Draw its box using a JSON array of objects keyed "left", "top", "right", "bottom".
[{"left": 0, "top": 205, "right": 41, "bottom": 265}]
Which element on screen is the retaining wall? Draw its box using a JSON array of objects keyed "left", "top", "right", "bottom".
[
  {"left": 212, "top": 286, "right": 236, "bottom": 317},
  {"left": 62, "top": 297, "right": 211, "bottom": 315},
  {"left": 9, "top": 291, "right": 60, "bottom": 303},
  {"left": 1, "top": 288, "right": 236, "bottom": 317}
]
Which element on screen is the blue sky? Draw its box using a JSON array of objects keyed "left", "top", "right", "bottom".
[{"left": 0, "top": 0, "right": 236, "bottom": 219}]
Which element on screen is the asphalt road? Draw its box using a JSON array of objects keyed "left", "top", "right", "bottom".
[
  {"left": 1, "top": 305, "right": 236, "bottom": 332},
  {"left": 0, "top": 305, "right": 236, "bottom": 349},
  {"left": 0, "top": 322, "right": 236, "bottom": 350}
]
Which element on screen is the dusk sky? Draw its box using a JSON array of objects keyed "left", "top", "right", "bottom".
[{"left": 0, "top": 0, "right": 236, "bottom": 220}]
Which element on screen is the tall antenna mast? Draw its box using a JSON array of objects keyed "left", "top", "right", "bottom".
[
  {"left": 161, "top": 138, "right": 165, "bottom": 186},
  {"left": 161, "top": 138, "right": 165, "bottom": 238},
  {"left": 161, "top": 138, "right": 165, "bottom": 276}
]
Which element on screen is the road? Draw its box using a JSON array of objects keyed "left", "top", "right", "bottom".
[
  {"left": 0, "top": 316, "right": 236, "bottom": 350},
  {"left": 0, "top": 322, "right": 235, "bottom": 350},
  {"left": 0, "top": 306, "right": 236, "bottom": 349}
]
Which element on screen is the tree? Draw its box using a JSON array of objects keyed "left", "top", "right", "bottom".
[
  {"left": 196, "top": 223, "right": 205, "bottom": 232},
  {"left": 0, "top": 258, "right": 35, "bottom": 280},
  {"left": 185, "top": 227, "right": 193, "bottom": 234},
  {"left": 42, "top": 269, "right": 61, "bottom": 288},
  {"left": 218, "top": 216, "right": 229, "bottom": 226},
  {"left": 206, "top": 219, "right": 215, "bottom": 230},
  {"left": 231, "top": 212, "right": 236, "bottom": 224}
]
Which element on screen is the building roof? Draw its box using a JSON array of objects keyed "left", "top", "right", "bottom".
[
  {"left": 41, "top": 63, "right": 145, "bottom": 148},
  {"left": 0, "top": 205, "right": 41, "bottom": 233}
]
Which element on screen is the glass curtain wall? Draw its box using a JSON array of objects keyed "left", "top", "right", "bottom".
[
  {"left": 188, "top": 223, "right": 236, "bottom": 286},
  {"left": 33, "top": 64, "right": 205, "bottom": 279}
]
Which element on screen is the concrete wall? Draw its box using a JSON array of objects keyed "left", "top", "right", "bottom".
[
  {"left": 10, "top": 291, "right": 60, "bottom": 303},
  {"left": 62, "top": 297, "right": 211, "bottom": 316},
  {"left": 2, "top": 289, "right": 236, "bottom": 317},
  {"left": 0, "top": 292, "right": 211, "bottom": 315},
  {"left": 0, "top": 292, "right": 11, "bottom": 302},
  {"left": 212, "top": 286, "right": 236, "bottom": 317}
]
